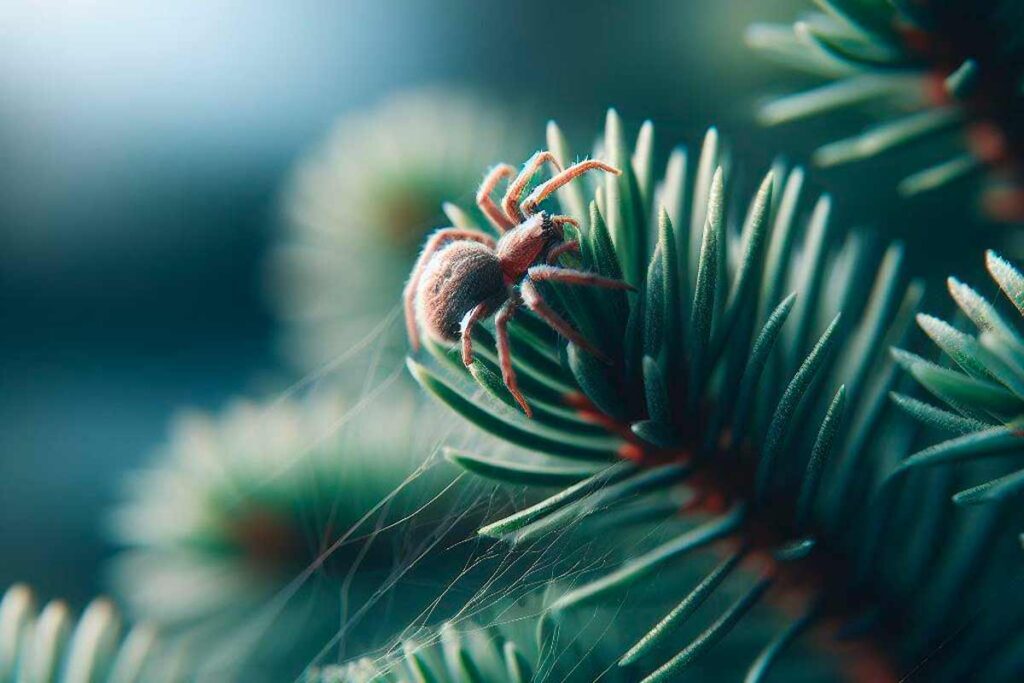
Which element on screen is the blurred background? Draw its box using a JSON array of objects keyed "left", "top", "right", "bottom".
[{"left": 0, "top": 0, "right": 881, "bottom": 606}]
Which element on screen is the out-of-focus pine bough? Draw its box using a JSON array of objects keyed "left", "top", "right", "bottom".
[
  {"left": 0, "top": 583, "right": 179, "bottom": 683},
  {"left": 402, "top": 112, "right": 1024, "bottom": 682},
  {"left": 747, "top": 0, "right": 1024, "bottom": 222},
  {"left": 304, "top": 588, "right": 835, "bottom": 682},
  {"left": 271, "top": 87, "right": 527, "bottom": 372},
  {"left": 304, "top": 606, "right": 619, "bottom": 683},
  {"left": 107, "top": 392, "right": 486, "bottom": 681}
]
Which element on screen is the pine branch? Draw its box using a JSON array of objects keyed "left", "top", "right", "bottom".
[{"left": 404, "top": 113, "right": 1023, "bottom": 681}]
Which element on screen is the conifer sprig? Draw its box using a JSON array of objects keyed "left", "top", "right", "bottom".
[{"left": 405, "top": 113, "right": 1023, "bottom": 681}]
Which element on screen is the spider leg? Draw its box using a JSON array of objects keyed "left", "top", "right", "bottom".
[
  {"left": 404, "top": 228, "right": 497, "bottom": 351},
  {"left": 549, "top": 215, "right": 579, "bottom": 232},
  {"left": 521, "top": 160, "right": 621, "bottom": 216},
  {"left": 542, "top": 214, "right": 581, "bottom": 243},
  {"left": 520, "top": 280, "right": 609, "bottom": 363},
  {"left": 503, "top": 151, "right": 563, "bottom": 224},
  {"left": 545, "top": 241, "right": 581, "bottom": 264},
  {"left": 527, "top": 264, "right": 635, "bottom": 290},
  {"left": 494, "top": 295, "right": 532, "bottom": 417},
  {"left": 476, "top": 164, "right": 517, "bottom": 233},
  {"left": 459, "top": 302, "right": 491, "bottom": 366}
]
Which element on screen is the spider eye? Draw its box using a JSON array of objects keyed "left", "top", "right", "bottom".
[{"left": 539, "top": 213, "right": 555, "bottom": 233}]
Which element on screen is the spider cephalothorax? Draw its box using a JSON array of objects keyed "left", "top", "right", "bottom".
[{"left": 404, "top": 151, "right": 634, "bottom": 417}]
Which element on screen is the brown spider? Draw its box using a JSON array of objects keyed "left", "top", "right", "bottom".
[{"left": 404, "top": 151, "right": 634, "bottom": 417}]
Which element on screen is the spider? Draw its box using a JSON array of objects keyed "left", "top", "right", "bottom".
[{"left": 404, "top": 151, "right": 634, "bottom": 417}]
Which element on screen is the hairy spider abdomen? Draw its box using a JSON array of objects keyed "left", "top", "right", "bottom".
[{"left": 416, "top": 241, "right": 505, "bottom": 341}]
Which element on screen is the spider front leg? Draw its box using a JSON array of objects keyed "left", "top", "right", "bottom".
[
  {"left": 541, "top": 216, "right": 583, "bottom": 265},
  {"left": 519, "top": 280, "right": 610, "bottom": 363},
  {"left": 521, "top": 160, "right": 620, "bottom": 216},
  {"left": 476, "top": 164, "right": 516, "bottom": 233},
  {"left": 502, "top": 151, "right": 562, "bottom": 224},
  {"left": 404, "top": 228, "right": 496, "bottom": 351},
  {"left": 494, "top": 295, "right": 532, "bottom": 417},
  {"left": 527, "top": 264, "right": 635, "bottom": 290},
  {"left": 545, "top": 240, "right": 580, "bottom": 265}
]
